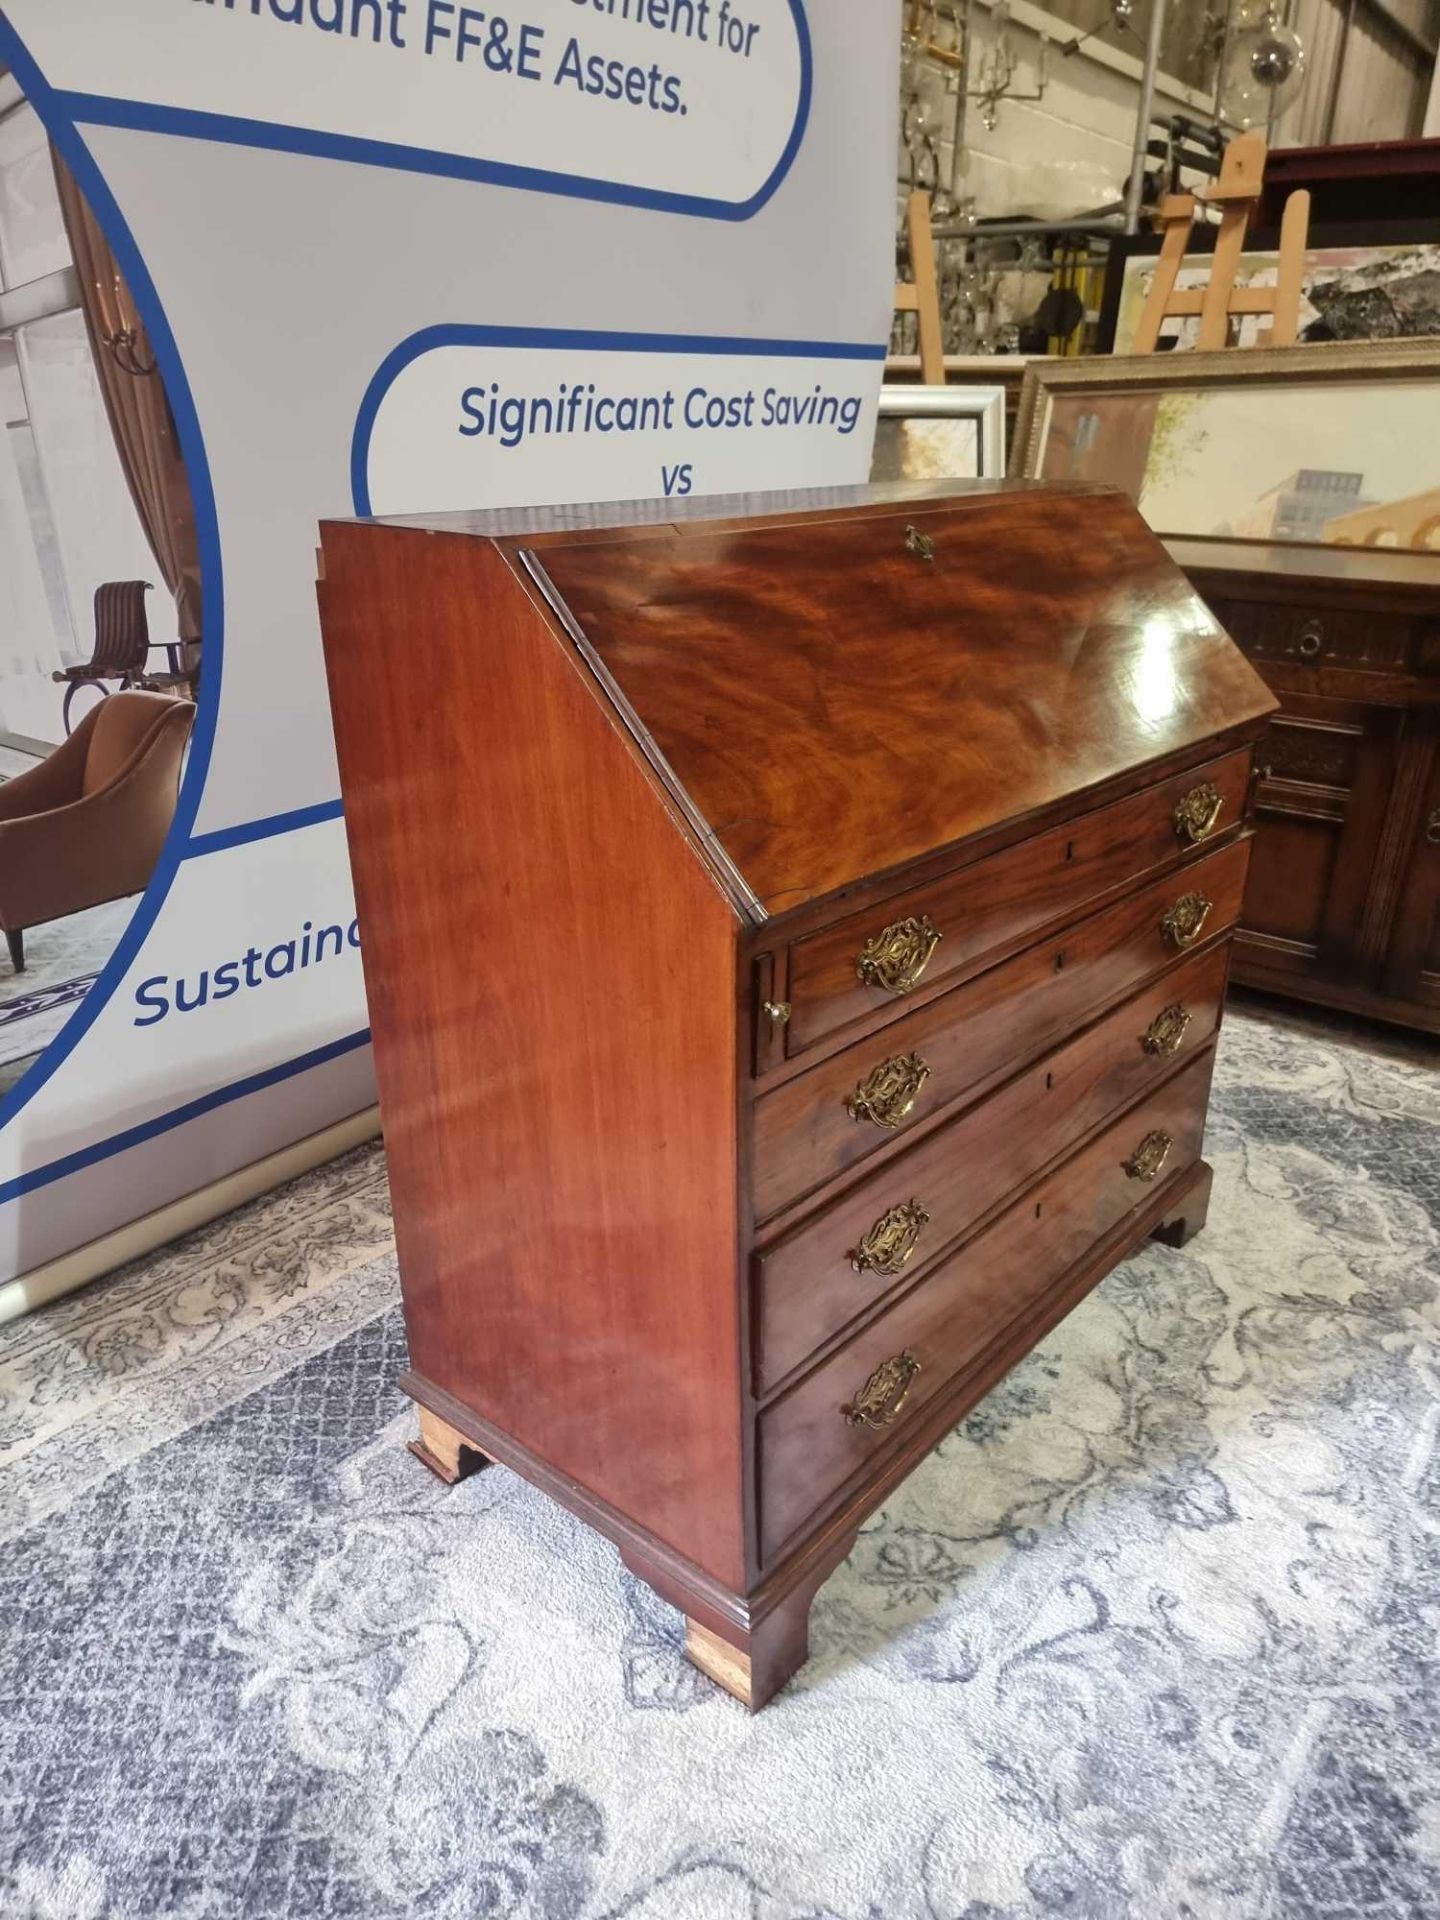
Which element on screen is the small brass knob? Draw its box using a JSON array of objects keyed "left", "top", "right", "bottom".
[
  {"left": 904, "top": 523, "right": 935, "bottom": 562},
  {"left": 762, "top": 1000, "right": 791, "bottom": 1024}
]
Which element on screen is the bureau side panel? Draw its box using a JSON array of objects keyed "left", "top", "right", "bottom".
[{"left": 317, "top": 524, "right": 745, "bottom": 1590}]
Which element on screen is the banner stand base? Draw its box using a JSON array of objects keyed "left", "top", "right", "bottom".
[{"left": 0, "top": 1104, "right": 382, "bottom": 1326}]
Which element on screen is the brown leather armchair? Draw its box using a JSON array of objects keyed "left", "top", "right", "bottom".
[{"left": 0, "top": 691, "right": 195, "bottom": 974}]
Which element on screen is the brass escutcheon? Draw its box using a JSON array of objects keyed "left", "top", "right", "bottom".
[
  {"left": 857, "top": 914, "right": 942, "bottom": 996},
  {"left": 846, "top": 1051, "right": 931, "bottom": 1130},
  {"left": 1124, "top": 1130, "right": 1174, "bottom": 1182},
  {"left": 1173, "top": 782, "right": 1225, "bottom": 844},
  {"left": 1141, "top": 1003, "right": 1192, "bottom": 1057},
  {"left": 904, "top": 523, "right": 935, "bottom": 562},
  {"left": 1160, "top": 891, "right": 1212, "bottom": 950},
  {"left": 844, "top": 1349, "right": 922, "bottom": 1428},
  {"left": 850, "top": 1199, "right": 931, "bottom": 1277}
]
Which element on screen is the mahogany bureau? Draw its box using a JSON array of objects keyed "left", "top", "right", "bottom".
[{"left": 316, "top": 480, "right": 1276, "bottom": 1710}]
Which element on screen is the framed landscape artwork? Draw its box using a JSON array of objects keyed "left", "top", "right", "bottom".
[
  {"left": 1011, "top": 339, "right": 1440, "bottom": 550},
  {"left": 1105, "top": 237, "right": 1440, "bottom": 354}
]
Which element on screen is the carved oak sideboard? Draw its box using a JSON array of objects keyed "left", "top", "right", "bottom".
[
  {"left": 1173, "top": 537, "right": 1440, "bottom": 1034},
  {"left": 317, "top": 481, "right": 1275, "bottom": 1709}
]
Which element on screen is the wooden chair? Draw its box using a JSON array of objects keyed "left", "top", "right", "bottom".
[{"left": 51, "top": 580, "right": 154, "bottom": 734}]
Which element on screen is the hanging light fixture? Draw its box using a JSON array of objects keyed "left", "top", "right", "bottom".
[
  {"left": 1218, "top": 0, "right": 1305, "bottom": 128},
  {"left": 967, "top": 2, "right": 1050, "bottom": 134}
]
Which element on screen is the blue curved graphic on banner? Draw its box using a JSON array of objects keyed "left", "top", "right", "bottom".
[
  {"left": 351, "top": 321, "right": 886, "bottom": 517},
  {"left": 50, "top": 1, "right": 812, "bottom": 226},
  {"left": 0, "top": 14, "right": 224, "bottom": 1140}
]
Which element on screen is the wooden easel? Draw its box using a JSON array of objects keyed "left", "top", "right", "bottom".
[
  {"left": 894, "top": 190, "right": 946, "bottom": 384},
  {"left": 1132, "top": 131, "right": 1311, "bottom": 353}
]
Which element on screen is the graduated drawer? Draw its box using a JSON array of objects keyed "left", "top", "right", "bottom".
[
  {"left": 783, "top": 748, "right": 1250, "bottom": 1054},
  {"left": 753, "top": 834, "right": 1249, "bottom": 1222},
  {"left": 758, "top": 1047, "right": 1214, "bottom": 1562},
  {"left": 753, "top": 941, "right": 1228, "bottom": 1394}
]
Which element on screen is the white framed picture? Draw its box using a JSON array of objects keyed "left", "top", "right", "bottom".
[{"left": 871, "top": 384, "right": 1007, "bottom": 486}]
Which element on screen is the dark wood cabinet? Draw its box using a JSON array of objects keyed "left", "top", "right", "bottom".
[
  {"left": 317, "top": 482, "right": 1274, "bottom": 1710},
  {"left": 1243, "top": 692, "right": 1402, "bottom": 983},
  {"left": 1174, "top": 537, "right": 1440, "bottom": 1035},
  {"left": 1383, "top": 730, "right": 1440, "bottom": 1018}
]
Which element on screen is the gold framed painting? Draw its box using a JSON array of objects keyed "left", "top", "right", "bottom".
[{"left": 1010, "top": 338, "right": 1440, "bottom": 551}]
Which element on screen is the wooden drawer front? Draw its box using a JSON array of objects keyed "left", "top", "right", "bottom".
[
  {"left": 783, "top": 748, "right": 1250, "bottom": 1054},
  {"left": 1260, "top": 712, "right": 1363, "bottom": 791},
  {"left": 1218, "top": 598, "right": 1414, "bottom": 675},
  {"left": 758, "top": 1048, "right": 1215, "bottom": 1562},
  {"left": 753, "top": 835, "right": 1250, "bottom": 1222},
  {"left": 754, "top": 943, "right": 1228, "bottom": 1394}
]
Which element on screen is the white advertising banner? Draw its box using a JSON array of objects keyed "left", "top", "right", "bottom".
[{"left": 0, "top": 0, "right": 897, "bottom": 1282}]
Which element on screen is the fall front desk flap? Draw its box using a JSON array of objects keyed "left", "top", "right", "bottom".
[{"left": 522, "top": 486, "right": 1274, "bottom": 920}]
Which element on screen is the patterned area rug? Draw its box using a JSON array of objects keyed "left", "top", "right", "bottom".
[
  {"left": 0, "top": 1143, "right": 395, "bottom": 1533},
  {"left": 0, "top": 896, "right": 148, "bottom": 1091},
  {"left": 0, "top": 972, "right": 97, "bottom": 1070},
  {"left": 2, "top": 1005, "right": 1437, "bottom": 1919},
  {"left": 0, "top": 894, "right": 138, "bottom": 1027}
]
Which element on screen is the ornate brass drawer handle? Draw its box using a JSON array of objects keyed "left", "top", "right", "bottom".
[
  {"left": 1173, "top": 782, "right": 1224, "bottom": 843},
  {"left": 904, "top": 523, "right": 934, "bottom": 562},
  {"left": 1160, "top": 892, "right": 1212, "bottom": 950},
  {"left": 762, "top": 1000, "right": 791, "bottom": 1025},
  {"left": 846, "top": 1052, "right": 931, "bottom": 1130},
  {"left": 1141, "top": 1003, "right": 1192, "bottom": 1057},
  {"left": 1124, "top": 1130, "right": 1173, "bottom": 1182},
  {"left": 857, "top": 914, "right": 942, "bottom": 996},
  {"left": 844, "top": 1349, "right": 922, "bottom": 1428},
  {"left": 850, "top": 1199, "right": 931, "bottom": 1277}
]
